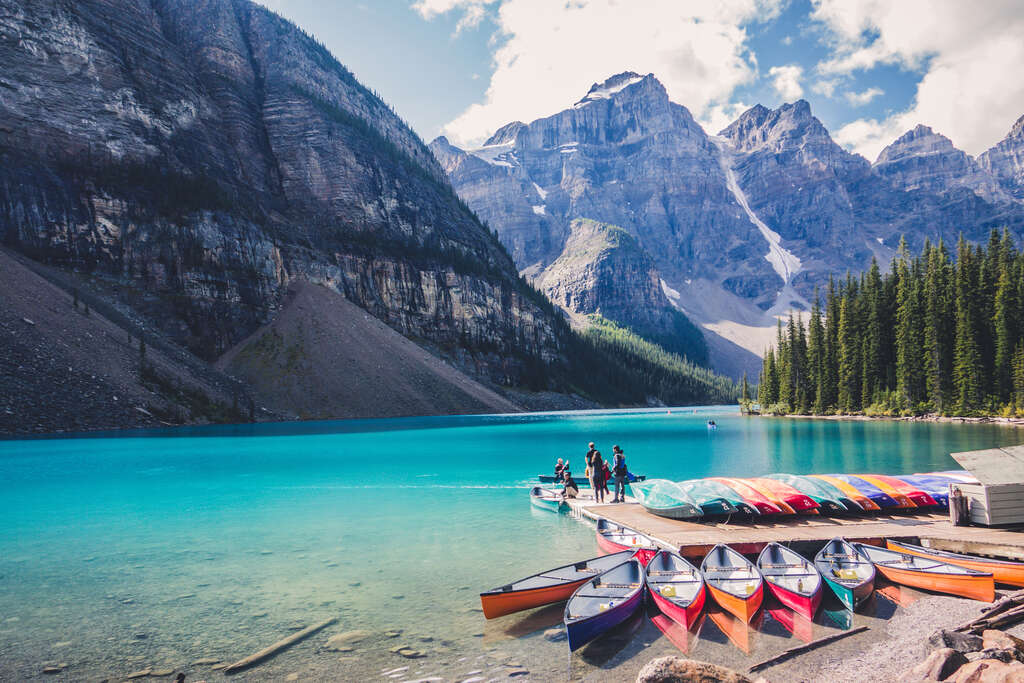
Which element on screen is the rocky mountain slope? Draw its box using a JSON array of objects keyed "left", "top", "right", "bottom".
[
  {"left": 0, "top": 0, "right": 576, "bottom": 425},
  {"left": 218, "top": 281, "right": 520, "bottom": 420},
  {"left": 533, "top": 218, "right": 708, "bottom": 364},
  {"left": 979, "top": 115, "right": 1024, "bottom": 202},
  {"left": 433, "top": 73, "right": 1024, "bottom": 377}
]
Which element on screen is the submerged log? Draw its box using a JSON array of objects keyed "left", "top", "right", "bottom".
[
  {"left": 748, "top": 626, "right": 869, "bottom": 673},
  {"left": 222, "top": 617, "right": 337, "bottom": 674}
]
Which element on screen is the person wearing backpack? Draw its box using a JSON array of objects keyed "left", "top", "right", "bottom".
[{"left": 612, "top": 445, "right": 628, "bottom": 503}]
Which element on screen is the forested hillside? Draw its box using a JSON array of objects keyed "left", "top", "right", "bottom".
[{"left": 758, "top": 230, "right": 1024, "bottom": 417}]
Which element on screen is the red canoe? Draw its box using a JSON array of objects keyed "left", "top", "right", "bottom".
[
  {"left": 757, "top": 542, "right": 823, "bottom": 620},
  {"left": 709, "top": 477, "right": 788, "bottom": 515},
  {"left": 748, "top": 478, "right": 820, "bottom": 514},
  {"left": 864, "top": 474, "right": 938, "bottom": 507},
  {"left": 595, "top": 518, "right": 659, "bottom": 566},
  {"left": 646, "top": 549, "right": 707, "bottom": 629}
]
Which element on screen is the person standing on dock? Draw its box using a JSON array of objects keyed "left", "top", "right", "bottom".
[
  {"left": 585, "top": 442, "right": 597, "bottom": 480},
  {"left": 590, "top": 451, "right": 606, "bottom": 502},
  {"left": 612, "top": 446, "right": 628, "bottom": 503}
]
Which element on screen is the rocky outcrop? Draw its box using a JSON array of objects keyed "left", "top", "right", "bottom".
[
  {"left": 875, "top": 125, "right": 1009, "bottom": 202},
  {"left": 0, "top": 0, "right": 564, "bottom": 391},
  {"left": 635, "top": 656, "right": 751, "bottom": 683},
  {"left": 534, "top": 218, "right": 707, "bottom": 364},
  {"left": 979, "top": 115, "right": 1024, "bottom": 201}
]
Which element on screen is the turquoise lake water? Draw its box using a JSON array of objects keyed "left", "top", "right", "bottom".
[{"left": 0, "top": 407, "right": 1020, "bottom": 681}]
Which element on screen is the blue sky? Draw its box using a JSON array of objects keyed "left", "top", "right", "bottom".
[{"left": 257, "top": 0, "right": 1024, "bottom": 160}]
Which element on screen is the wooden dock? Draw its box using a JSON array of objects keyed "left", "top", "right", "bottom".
[{"left": 566, "top": 499, "right": 1024, "bottom": 561}]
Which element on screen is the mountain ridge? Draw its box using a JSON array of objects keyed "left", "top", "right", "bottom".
[{"left": 432, "top": 74, "right": 1024, "bottom": 378}]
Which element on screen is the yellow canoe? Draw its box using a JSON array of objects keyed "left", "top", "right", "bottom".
[
  {"left": 807, "top": 475, "right": 881, "bottom": 511},
  {"left": 853, "top": 474, "right": 916, "bottom": 508}
]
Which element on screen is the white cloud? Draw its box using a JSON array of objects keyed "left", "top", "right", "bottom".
[
  {"left": 412, "top": 0, "right": 496, "bottom": 33},
  {"left": 812, "top": 0, "right": 1024, "bottom": 157},
  {"left": 768, "top": 64, "right": 803, "bottom": 100},
  {"left": 700, "top": 101, "right": 755, "bottom": 136},
  {"left": 844, "top": 86, "right": 883, "bottom": 106},
  {"left": 419, "top": 0, "right": 781, "bottom": 146},
  {"left": 812, "top": 78, "right": 839, "bottom": 98}
]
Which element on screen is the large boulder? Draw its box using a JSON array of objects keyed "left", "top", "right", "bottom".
[
  {"left": 949, "top": 659, "right": 1024, "bottom": 682},
  {"left": 899, "top": 648, "right": 969, "bottom": 682},
  {"left": 984, "top": 631, "right": 1024, "bottom": 653},
  {"left": 636, "top": 656, "right": 751, "bottom": 683},
  {"left": 929, "top": 629, "right": 984, "bottom": 654}
]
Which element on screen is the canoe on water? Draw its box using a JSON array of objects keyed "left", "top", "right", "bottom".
[
  {"left": 564, "top": 557, "right": 645, "bottom": 651},
  {"left": 701, "top": 544, "right": 764, "bottom": 623},
  {"left": 709, "top": 477, "right": 788, "bottom": 515},
  {"left": 678, "top": 479, "right": 752, "bottom": 515},
  {"left": 529, "top": 486, "right": 566, "bottom": 513},
  {"left": 861, "top": 474, "right": 937, "bottom": 507},
  {"left": 825, "top": 474, "right": 904, "bottom": 509},
  {"left": 892, "top": 475, "right": 953, "bottom": 507},
  {"left": 747, "top": 478, "right": 819, "bottom": 514},
  {"left": 646, "top": 550, "right": 707, "bottom": 629},
  {"left": 765, "top": 474, "right": 850, "bottom": 513},
  {"left": 595, "top": 518, "right": 660, "bottom": 566},
  {"left": 854, "top": 543, "right": 995, "bottom": 602},
  {"left": 757, "top": 543, "right": 823, "bottom": 620},
  {"left": 480, "top": 550, "right": 635, "bottom": 619},
  {"left": 850, "top": 474, "right": 919, "bottom": 508},
  {"left": 630, "top": 480, "right": 703, "bottom": 520},
  {"left": 886, "top": 540, "right": 1024, "bottom": 588},
  {"left": 807, "top": 475, "right": 881, "bottom": 511},
  {"left": 813, "top": 538, "right": 876, "bottom": 611}
]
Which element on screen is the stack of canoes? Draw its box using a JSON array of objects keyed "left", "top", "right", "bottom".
[
  {"left": 623, "top": 470, "right": 977, "bottom": 520},
  {"left": 482, "top": 518, "right": 1019, "bottom": 653}
]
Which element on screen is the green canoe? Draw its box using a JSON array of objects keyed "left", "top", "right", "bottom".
[
  {"left": 630, "top": 479, "right": 703, "bottom": 519},
  {"left": 679, "top": 479, "right": 756, "bottom": 516}
]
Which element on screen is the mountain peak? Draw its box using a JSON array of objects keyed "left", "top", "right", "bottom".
[
  {"left": 876, "top": 125, "right": 956, "bottom": 165},
  {"left": 719, "top": 99, "right": 832, "bottom": 154},
  {"left": 574, "top": 71, "right": 656, "bottom": 107},
  {"left": 483, "top": 120, "right": 525, "bottom": 147},
  {"left": 1010, "top": 113, "right": 1024, "bottom": 138}
]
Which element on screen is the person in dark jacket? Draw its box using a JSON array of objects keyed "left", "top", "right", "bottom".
[
  {"left": 612, "top": 445, "right": 628, "bottom": 503},
  {"left": 561, "top": 468, "right": 579, "bottom": 499},
  {"left": 554, "top": 458, "right": 565, "bottom": 481},
  {"left": 585, "top": 442, "right": 597, "bottom": 479},
  {"left": 590, "top": 451, "right": 605, "bottom": 502}
]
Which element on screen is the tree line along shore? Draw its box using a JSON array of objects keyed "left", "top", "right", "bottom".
[{"left": 756, "top": 229, "right": 1024, "bottom": 418}]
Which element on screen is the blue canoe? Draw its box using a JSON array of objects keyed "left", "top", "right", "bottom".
[
  {"left": 564, "top": 557, "right": 645, "bottom": 651},
  {"left": 892, "top": 475, "right": 953, "bottom": 507},
  {"left": 827, "top": 474, "right": 901, "bottom": 509}
]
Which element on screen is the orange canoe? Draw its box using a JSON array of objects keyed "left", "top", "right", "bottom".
[
  {"left": 867, "top": 475, "right": 937, "bottom": 507},
  {"left": 480, "top": 550, "right": 634, "bottom": 618},
  {"left": 853, "top": 475, "right": 917, "bottom": 508},
  {"left": 701, "top": 544, "right": 764, "bottom": 623},
  {"left": 808, "top": 475, "right": 881, "bottom": 511},
  {"left": 855, "top": 543, "right": 994, "bottom": 603},
  {"left": 886, "top": 540, "right": 1024, "bottom": 588}
]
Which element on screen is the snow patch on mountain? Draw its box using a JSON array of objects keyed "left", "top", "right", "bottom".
[
  {"left": 574, "top": 72, "right": 646, "bottom": 108},
  {"left": 532, "top": 182, "right": 547, "bottom": 200},
  {"left": 712, "top": 136, "right": 802, "bottom": 285}
]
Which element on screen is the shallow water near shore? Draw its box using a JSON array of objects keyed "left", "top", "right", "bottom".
[{"left": 0, "top": 407, "right": 1019, "bottom": 681}]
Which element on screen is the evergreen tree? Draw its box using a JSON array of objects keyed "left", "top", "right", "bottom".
[
  {"left": 895, "top": 241, "right": 924, "bottom": 407},
  {"left": 993, "top": 267, "right": 1017, "bottom": 402},
  {"left": 923, "top": 241, "right": 953, "bottom": 413},
  {"left": 953, "top": 237, "right": 984, "bottom": 413},
  {"left": 741, "top": 371, "right": 750, "bottom": 402},
  {"left": 1013, "top": 343, "right": 1024, "bottom": 413},
  {"left": 807, "top": 289, "right": 825, "bottom": 414},
  {"left": 822, "top": 276, "right": 840, "bottom": 412},
  {"left": 860, "top": 258, "right": 884, "bottom": 407},
  {"left": 837, "top": 297, "right": 861, "bottom": 413}
]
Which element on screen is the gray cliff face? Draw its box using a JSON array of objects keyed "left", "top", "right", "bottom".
[
  {"left": 874, "top": 125, "right": 1008, "bottom": 202},
  {"left": 979, "top": 115, "right": 1024, "bottom": 201},
  {"left": 430, "top": 71, "right": 781, "bottom": 317},
  {"left": 0, "top": 0, "right": 564, "bottom": 384},
  {"left": 434, "top": 75, "right": 1024, "bottom": 375}
]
